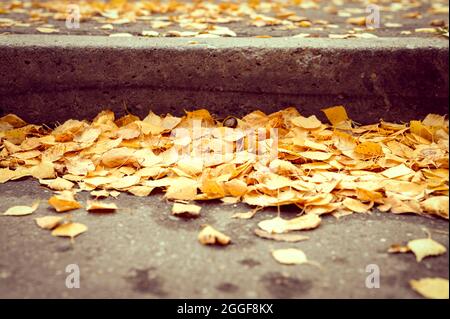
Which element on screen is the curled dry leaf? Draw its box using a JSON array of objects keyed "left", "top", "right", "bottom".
[
  {"left": 198, "top": 225, "right": 231, "bottom": 246},
  {"left": 48, "top": 192, "right": 81, "bottom": 213},
  {"left": 388, "top": 244, "right": 411, "bottom": 254},
  {"left": 86, "top": 200, "right": 118, "bottom": 213},
  {"left": 51, "top": 222, "right": 88, "bottom": 239},
  {"left": 3, "top": 201, "right": 39, "bottom": 216},
  {"left": 172, "top": 203, "right": 201, "bottom": 217},
  {"left": 35, "top": 216, "right": 64, "bottom": 230},
  {"left": 254, "top": 229, "right": 309, "bottom": 242},
  {"left": 410, "top": 278, "right": 449, "bottom": 299}
]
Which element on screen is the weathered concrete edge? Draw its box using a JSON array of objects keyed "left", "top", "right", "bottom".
[
  {"left": 1, "top": 34, "right": 448, "bottom": 49},
  {"left": 0, "top": 35, "right": 448, "bottom": 124},
  {"left": 1, "top": 35, "right": 448, "bottom": 96}
]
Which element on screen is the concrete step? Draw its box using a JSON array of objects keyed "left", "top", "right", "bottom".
[{"left": 0, "top": 35, "right": 448, "bottom": 124}]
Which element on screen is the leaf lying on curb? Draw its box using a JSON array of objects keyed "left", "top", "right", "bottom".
[
  {"left": 3, "top": 201, "right": 39, "bottom": 216},
  {"left": 35, "top": 216, "right": 64, "bottom": 230},
  {"left": 172, "top": 203, "right": 201, "bottom": 217},
  {"left": 86, "top": 200, "right": 118, "bottom": 213},
  {"left": 51, "top": 222, "right": 88, "bottom": 239},
  {"left": 198, "top": 225, "right": 230, "bottom": 246},
  {"left": 410, "top": 278, "right": 449, "bottom": 299},
  {"left": 254, "top": 229, "right": 309, "bottom": 242}
]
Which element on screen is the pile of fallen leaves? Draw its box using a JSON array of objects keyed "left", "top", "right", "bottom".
[{"left": 1, "top": 105, "right": 449, "bottom": 298}]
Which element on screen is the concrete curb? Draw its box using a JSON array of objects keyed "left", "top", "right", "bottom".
[{"left": 0, "top": 35, "right": 448, "bottom": 124}]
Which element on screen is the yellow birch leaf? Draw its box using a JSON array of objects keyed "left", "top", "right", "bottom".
[
  {"left": 35, "top": 216, "right": 64, "bottom": 230},
  {"left": 272, "top": 248, "right": 308, "bottom": 265},
  {"left": 322, "top": 105, "right": 349, "bottom": 125},
  {"left": 3, "top": 201, "right": 39, "bottom": 216},
  {"left": 410, "top": 278, "right": 449, "bottom": 299},
  {"left": 355, "top": 142, "right": 383, "bottom": 157},
  {"left": 407, "top": 238, "right": 447, "bottom": 262},
  {"left": 48, "top": 193, "right": 82, "bottom": 213},
  {"left": 86, "top": 200, "right": 118, "bottom": 213},
  {"left": 300, "top": 151, "right": 332, "bottom": 161},
  {"left": 420, "top": 197, "right": 449, "bottom": 219},
  {"left": 342, "top": 198, "right": 373, "bottom": 213},
  {"left": 51, "top": 222, "right": 87, "bottom": 238}
]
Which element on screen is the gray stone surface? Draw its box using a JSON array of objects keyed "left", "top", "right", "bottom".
[
  {"left": 0, "top": 35, "right": 448, "bottom": 124},
  {"left": 0, "top": 179, "right": 448, "bottom": 299}
]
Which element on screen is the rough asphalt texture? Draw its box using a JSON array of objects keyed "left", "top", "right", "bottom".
[
  {"left": 0, "top": 179, "right": 448, "bottom": 298},
  {"left": 0, "top": 35, "right": 448, "bottom": 125},
  {"left": 0, "top": 0, "right": 448, "bottom": 38}
]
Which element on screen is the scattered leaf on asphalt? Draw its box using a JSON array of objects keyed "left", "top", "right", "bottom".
[
  {"left": 198, "top": 225, "right": 231, "bottom": 246},
  {"left": 48, "top": 191, "right": 82, "bottom": 213},
  {"left": 86, "top": 200, "right": 118, "bottom": 213},
  {"left": 35, "top": 216, "right": 64, "bottom": 230},
  {"left": 272, "top": 248, "right": 309, "bottom": 265},
  {"left": 51, "top": 222, "right": 88, "bottom": 239},
  {"left": 3, "top": 201, "right": 39, "bottom": 216},
  {"left": 407, "top": 238, "right": 447, "bottom": 262},
  {"left": 254, "top": 229, "right": 309, "bottom": 242},
  {"left": 172, "top": 203, "right": 201, "bottom": 217},
  {"left": 410, "top": 278, "right": 449, "bottom": 299}
]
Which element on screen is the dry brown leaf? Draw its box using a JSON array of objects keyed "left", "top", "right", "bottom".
[
  {"left": 410, "top": 278, "right": 449, "bottom": 299},
  {"left": 198, "top": 225, "right": 231, "bottom": 246}
]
